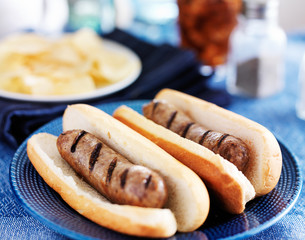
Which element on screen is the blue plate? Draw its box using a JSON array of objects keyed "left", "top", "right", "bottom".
[{"left": 10, "top": 100, "right": 302, "bottom": 240}]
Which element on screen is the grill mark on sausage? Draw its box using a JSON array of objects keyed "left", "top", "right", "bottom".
[
  {"left": 152, "top": 101, "right": 159, "bottom": 116},
  {"left": 106, "top": 157, "right": 117, "bottom": 184},
  {"left": 199, "top": 130, "right": 212, "bottom": 145},
  {"left": 181, "top": 122, "right": 195, "bottom": 138},
  {"left": 120, "top": 168, "right": 129, "bottom": 188},
  {"left": 89, "top": 142, "right": 102, "bottom": 172},
  {"left": 217, "top": 134, "right": 230, "bottom": 149},
  {"left": 58, "top": 130, "right": 169, "bottom": 208},
  {"left": 71, "top": 130, "right": 87, "bottom": 153},
  {"left": 166, "top": 111, "right": 177, "bottom": 129},
  {"left": 143, "top": 100, "right": 251, "bottom": 172},
  {"left": 144, "top": 174, "right": 152, "bottom": 189}
]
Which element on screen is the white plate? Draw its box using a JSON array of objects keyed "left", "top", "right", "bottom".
[{"left": 0, "top": 40, "right": 141, "bottom": 103}]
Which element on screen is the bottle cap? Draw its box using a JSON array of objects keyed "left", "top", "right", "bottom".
[{"left": 242, "top": 0, "right": 279, "bottom": 20}]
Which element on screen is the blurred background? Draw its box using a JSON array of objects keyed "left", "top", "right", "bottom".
[
  {"left": 1, "top": 0, "right": 304, "bottom": 41},
  {"left": 278, "top": 0, "right": 305, "bottom": 32},
  {"left": 1, "top": 0, "right": 305, "bottom": 109}
]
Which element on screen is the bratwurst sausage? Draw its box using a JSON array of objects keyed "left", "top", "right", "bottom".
[
  {"left": 57, "top": 129, "right": 168, "bottom": 208},
  {"left": 143, "top": 100, "right": 250, "bottom": 172}
]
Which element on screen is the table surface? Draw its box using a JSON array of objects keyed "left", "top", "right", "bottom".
[{"left": 1, "top": 32, "right": 305, "bottom": 239}]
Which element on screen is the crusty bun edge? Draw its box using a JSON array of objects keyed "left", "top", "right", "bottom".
[
  {"left": 62, "top": 104, "right": 210, "bottom": 232},
  {"left": 27, "top": 133, "right": 177, "bottom": 238},
  {"left": 155, "top": 89, "right": 282, "bottom": 196},
  {"left": 113, "top": 105, "right": 255, "bottom": 214}
]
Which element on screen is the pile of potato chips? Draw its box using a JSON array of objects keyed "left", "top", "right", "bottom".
[{"left": 0, "top": 29, "right": 139, "bottom": 96}]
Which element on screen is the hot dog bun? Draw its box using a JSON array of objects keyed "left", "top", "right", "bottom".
[
  {"left": 62, "top": 104, "right": 210, "bottom": 233},
  {"left": 27, "top": 133, "right": 177, "bottom": 237},
  {"left": 155, "top": 89, "right": 282, "bottom": 196},
  {"left": 113, "top": 89, "right": 282, "bottom": 214},
  {"left": 113, "top": 105, "right": 254, "bottom": 214}
]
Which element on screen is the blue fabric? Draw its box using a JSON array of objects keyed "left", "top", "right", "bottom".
[
  {"left": 0, "top": 29, "right": 225, "bottom": 148},
  {"left": 0, "top": 30, "right": 305, "bottom": 239}
]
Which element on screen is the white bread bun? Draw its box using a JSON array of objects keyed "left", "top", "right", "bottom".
[
  {"left": 62, "top": 104, "right": 210, "bottom": 232},
  {"left": 113, "top": 105, "right": 255, "bottom": 214},
  {"left": 27, "top": 133, "right": 177, "bottom": 238},
  {"left": 155, "top": 89, "right": 282, "bottom": 197}
]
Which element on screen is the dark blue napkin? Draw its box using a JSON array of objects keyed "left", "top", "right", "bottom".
[{"left": 0, "top": 29, "right": 230, "bottom": 148}]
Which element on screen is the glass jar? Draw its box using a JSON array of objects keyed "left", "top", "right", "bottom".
[
  {"left": 226, "top": 0, "right": 286, "bottom": 98},
  {"left": 66, "top": 0, "right": 115, "bottom": 34},
  {"left": 177, "top": 0, "right": 241, "bottom": 66}
]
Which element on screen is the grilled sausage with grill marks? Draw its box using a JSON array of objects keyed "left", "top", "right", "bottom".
[
  {"left": 143, "top": 100, "right": 250, "bottom": 172},
  {"left": 113, "top": 89, "right": 282, "bottom": 214},
  {"left": 57, "top": 129, "right": 168, "bottom": 208},
  {"left": 27, "top": 103, "right": 212, "bottom": 237}
]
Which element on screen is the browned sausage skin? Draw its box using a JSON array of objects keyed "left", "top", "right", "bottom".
[
  {"left": 57, "top": 129, "right": 168, "bottom": 208},
  {"left": 143, "top": 100, "right": 250, "bottom": 172}
]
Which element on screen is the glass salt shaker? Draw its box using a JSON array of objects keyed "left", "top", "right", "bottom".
[{"left": 226, "top": 0, "right": 286, "bottom": 98}]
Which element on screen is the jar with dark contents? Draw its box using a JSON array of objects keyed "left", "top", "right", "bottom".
[
  {"left": 177, "top": 0, "right": 241, "bottom": 66},
  {"left": 226, "top": 0, "right": 286, "bottom": 98}
]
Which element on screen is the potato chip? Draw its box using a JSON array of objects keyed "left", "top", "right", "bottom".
[
  {"left": 98, "top": 50, "right": 136, "bottom": 83},
  {"left": 50, "top": 75, "right": 96, "bottom": 95},
  {"left": 39, "top": 44, "right": 83, "bottom": 66},
  {"left": 0, "top": 33, "right": 50, "bottom": 55},
  {"left": 69, "top": 28, "right": 105, "bottom": 59}
]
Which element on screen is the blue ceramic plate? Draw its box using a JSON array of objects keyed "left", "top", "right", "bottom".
[{"left": 10, "top": 100, "right": 302, "bottom": 240}]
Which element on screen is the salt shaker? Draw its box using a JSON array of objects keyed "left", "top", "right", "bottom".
[{"left": 226, "top": 0, "right": 286, "bottom": 98}]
